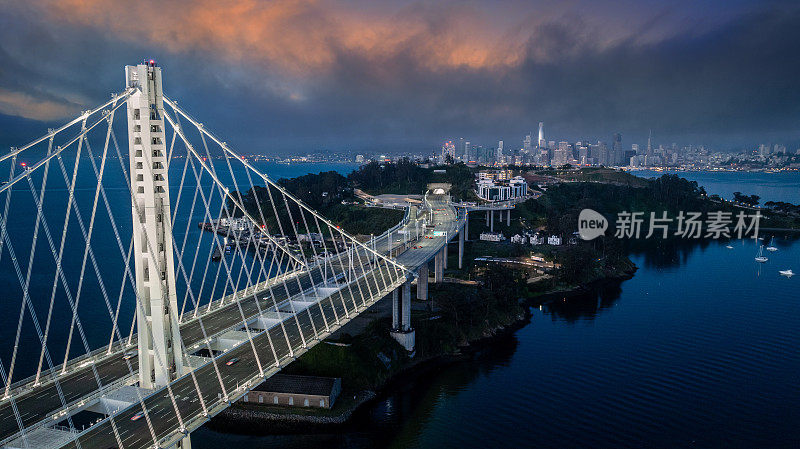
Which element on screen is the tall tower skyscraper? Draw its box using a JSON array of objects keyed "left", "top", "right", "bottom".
[
  {"left": 646, "top": 129, "right": 653, "bottom": 157},
  {"left": 612, "top": 133, "right": 622, "bottom": 165},
  {"left": 538, "top": 122, "right": 545, "bottom": 148},
  {"left": 496, "top": 140, "right": 504, "bottom": 162}
]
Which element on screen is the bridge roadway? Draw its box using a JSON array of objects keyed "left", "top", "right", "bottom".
[
  {"left": 1, "top": 196, "right": 461, "bottom": 448},
  {"left": 62, "top": 196, "right": 460, "bottom": 449}
]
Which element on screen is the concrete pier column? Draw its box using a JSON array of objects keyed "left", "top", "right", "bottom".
[
  {"left": 401, "top": 281, "right": 411, "bottom": 331},
  {"left": 490, "top": 210, "right": 495, "bottom": 232},
  {"left": 417, "top": 265, "right": 428, "bottom": 300},
  {"left": 434, "top": 250, "right": 444, "bottom": 283},
  {"left": 486, "top": 210, "right": 489, "bottom": 226},
  {"left": 507, "top": 209, "right": 511, "bottom": 226},
  {"left": 443, "top": 241, "right": 448, "bottom": 269},
  {"left": 390, "top": 280, "right": 416, "bottom": 352},
  {"left": 458, "top": 226, "right": 464, "bottom": 269},
  {"left": 391, "top": 288, "right": 400, "bottom": 330},
  {"left": 464, "top": 212, "right": 469, "bottom": 240}
]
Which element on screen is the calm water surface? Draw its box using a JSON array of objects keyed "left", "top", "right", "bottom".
[{"left": 633, "top": 170, "right": 800, "bottom": 204}]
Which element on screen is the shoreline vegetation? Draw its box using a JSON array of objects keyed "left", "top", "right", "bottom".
[{"left": 208, "top": 163, "right": 798, "bottom": 435}]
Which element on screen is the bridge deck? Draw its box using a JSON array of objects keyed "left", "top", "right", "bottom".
[{"left": 2, "top": 196, "right": 462, "bottom": 449}]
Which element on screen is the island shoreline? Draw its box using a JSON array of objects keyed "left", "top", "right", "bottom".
[{"left": 205, "top": 268, "right": 636, "bottom": 436}]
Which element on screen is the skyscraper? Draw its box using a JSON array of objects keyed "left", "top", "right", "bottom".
[
  {"left": 523, "top": 134, "right": 532, "bottom": 152},
  {"left": 612, "top": 133, "right": 622, "bottom": 165},
  {"left": 538, "top": 122, "right": 545, "bottom": 148},
  {"left": 496, "top": 140, "right": 504, "bottom": 162},
  {"left": 441, "top": 140, "right": 455, "bottom": 163}
]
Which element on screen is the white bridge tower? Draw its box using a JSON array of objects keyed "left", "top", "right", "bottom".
[{"left": 125, "top": 62, "right": 190, "bottom": 448}]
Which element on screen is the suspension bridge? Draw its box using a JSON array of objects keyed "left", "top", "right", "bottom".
[{"left": 0, "top": 62, "right": 479, "bottom": 449}]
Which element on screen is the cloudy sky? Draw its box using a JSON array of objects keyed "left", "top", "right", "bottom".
[{"left": 1, "top": 0, "right": 799, "bottom": 154}]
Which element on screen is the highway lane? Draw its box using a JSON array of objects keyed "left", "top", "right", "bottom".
[{"left": 61, "top": 262, "right": 406, "bottom": 449}]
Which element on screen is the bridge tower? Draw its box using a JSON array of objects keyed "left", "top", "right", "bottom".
[{"left": 125, "top": 63, "right": 189, "bottom": 447}]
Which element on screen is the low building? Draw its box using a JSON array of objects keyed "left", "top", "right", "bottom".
[
  {"left": 297, "top": 232, "right": 323, "bottom": 243},
  {"left": 480, "top": 232, "right": 505, "bottom": 242},
  {"left": 547, "top": 235, "right": 562, "bottom": 246},
  {"left": 510, "top": 234, "right": 526, "bottom": 244},
  {"left": 242, "top": 374, "right": 342, "bottom": 409},
  {"left": 477, "top": 169, "right": 513, "bottom": 182},
  {"left": 218, "top": 217, "right": 253, "bottom": 232}
]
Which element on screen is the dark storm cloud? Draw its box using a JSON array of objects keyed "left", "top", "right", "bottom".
[{"left": 0, "top": 0, "right": 798, "bottom": 153}]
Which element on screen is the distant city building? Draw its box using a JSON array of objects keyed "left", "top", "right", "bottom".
[
  {"left": 355, "top": 154, "right": 364, "bottom": 163},
  {"left": 496, "top": 140, "right": 504, "bottom": 162},
  {"left": 612, "top": 133, "right": 622, "bottom": 165},
  {"left": 538, "top": 122, "right": 545, "bottom": 148},
  {"left": 440, "top": 140, "right": 455, "bottom": 163},
  {"left": 547, "top": 235, "right": 562, "bottom": 246},
  {"left": 553, "top": 141, "right": 571, "bottom": 166},
  {"left": 477, "top": 169, "right": 512, "bottom": 181},
  {"left": 523, "top": 133, "right": 533, "bottom": 152}
]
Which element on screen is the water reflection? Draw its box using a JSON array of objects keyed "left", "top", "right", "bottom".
[
  {"left": 626, "top": 236, "right": 712, "bottom": 270},
  {"left": 541, "top": 281, "right": 623, "bottom": 322}
]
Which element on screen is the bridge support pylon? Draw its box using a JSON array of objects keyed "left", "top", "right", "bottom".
[
  {"left": 464, "top": 211, "right": 469, "bottom": 241},
  {"left": 434, "top": 249, "right": 444, "bottom": 283},
  {"left": 125, "top": 62, "right": 190, "bottom": 448},
  {"left": 417, "top": 265, "right": 428, "bottom": 300},
  {"left": 458, "top": 226, "right": 464, "bottom": 269},
  {"left": 390, "top": 281, "right": 415, "bottom": 352},
  {"left": 507, "top": 209, "right": 511, "bottom": 226}
]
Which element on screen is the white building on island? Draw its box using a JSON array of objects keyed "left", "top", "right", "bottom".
[{"left": 476, "top": 172, "right": 528, "bottom": 202}]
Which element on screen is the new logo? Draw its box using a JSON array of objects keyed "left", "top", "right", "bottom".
[{"left": 578, "top": 209, "right": 607, "bottom": 240}]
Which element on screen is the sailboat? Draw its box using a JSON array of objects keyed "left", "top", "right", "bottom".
[
  {"left": 779, "top": 269, "right": 794, "bottom": 277},
  {"left": 754, "top": 245, "right": 768, "bottom": 263},
  {"left": 766, "top": 236, "right": 778, "bottom": 252},
  {"left": 725, "top": 244, "right": 734, "bottom": 249}
]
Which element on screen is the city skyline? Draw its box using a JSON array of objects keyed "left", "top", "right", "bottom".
[{"left": 2, "top": 0, "right": 800, "bottom": 154}]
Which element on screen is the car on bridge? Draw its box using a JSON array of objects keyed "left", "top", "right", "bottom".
[
  {"left": 226, "top": 357, "right": 240, "bottom": 366},
  {"left": 131, "top": 412, "right": 144, "bottom": 421}
]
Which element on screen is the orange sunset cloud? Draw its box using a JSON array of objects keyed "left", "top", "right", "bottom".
[{"left": 40, "top": 0, "right": 526, "bottom": 76}]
